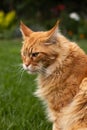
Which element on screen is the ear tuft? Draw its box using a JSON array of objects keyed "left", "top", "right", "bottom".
[
  {"left": 20, "top": 21, "right": 33, "bottom": 39},
  {"left": 45, "top": 20, "right": 60, "bottom": 45},
  {"left": 48, "top": 20, "right": 60, "bottom": 36}
]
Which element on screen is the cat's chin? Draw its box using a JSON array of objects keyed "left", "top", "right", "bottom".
[{"left": 27, "top": 70, "right": 38, "bottom": 74}]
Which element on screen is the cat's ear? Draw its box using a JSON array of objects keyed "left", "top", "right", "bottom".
[
  {"left": 45, "top": 20, "right": 60, "bottom": 45},
  {"left": 20, "top": 21, "right": 33, "bottom": 39}
]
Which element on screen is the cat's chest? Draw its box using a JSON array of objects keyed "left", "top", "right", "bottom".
[{"left": 35, "top": 74, "right": 80, "bottom": 111}]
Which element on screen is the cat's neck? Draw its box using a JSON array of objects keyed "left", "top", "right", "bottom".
[
  {"left": 35, "top": 40, "right": 86, "bottom": 100},
  {"left": 35, "top": 50, "right": 70, "bottom": 100}
]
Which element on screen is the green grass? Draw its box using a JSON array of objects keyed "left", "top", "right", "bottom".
[{"left": 0, "top": 39, "right": 87, "bottom": 130}]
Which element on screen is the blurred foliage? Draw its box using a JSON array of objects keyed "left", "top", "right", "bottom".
[
  {"left": 60, "top": 12, "right": 87, "bottom": 39},
  {"left": 0, "top": 0, "right": 87, "bottom": 39},
  {"left": 0, "top": 10, "right": 16, "bottom": 39},
  {"left": 0, "top": 11, "right": 16, "bottom": 30}
]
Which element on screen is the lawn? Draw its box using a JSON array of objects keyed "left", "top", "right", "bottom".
[{"left": 0, "top": 39, "right": 87, "bottom": 130}]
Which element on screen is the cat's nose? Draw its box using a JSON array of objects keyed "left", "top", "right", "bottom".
[
  {"left": 23, "top": 63, "right": 29, "bottom": 70},
  {"left": 25, "top": 63, "right": 29, "bottom": 67},
  {"left": 24, "top": 60, "right": 30, "bottom": 67}
]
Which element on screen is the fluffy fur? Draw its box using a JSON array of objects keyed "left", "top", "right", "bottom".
[{"left": 20, "top": 21, "right": 87, "bottom": 130}]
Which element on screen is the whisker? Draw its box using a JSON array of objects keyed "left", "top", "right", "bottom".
[
  {"left": 38, "top": 66, "right": 47, "bottom": 74},
  {"left": 10, "top": 63, "right": 23, "bottom": 69},
  {"left": 37, "top": 65, "right": 52, "bottom": 76},
  {"left": 18, "top": 69, "right": 25, "bottom": 85},
  {"left": 8, "top": 64, "right": 23, "bottom": 73},
  {"left": 9, "top": 64, "right": 25, "bottom": 84},
  {"left": 15, "top": 68, "right": 25, "bottom": 86}
]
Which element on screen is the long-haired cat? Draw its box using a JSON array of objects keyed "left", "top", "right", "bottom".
[{"left": 20, "top": 21, "right": 87, "bottom": 130}]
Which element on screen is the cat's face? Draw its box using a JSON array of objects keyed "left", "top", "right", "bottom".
[{"left": 20, "top": 21, "right": 59, "bottom": 74}]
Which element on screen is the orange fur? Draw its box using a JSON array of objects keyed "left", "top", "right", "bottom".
[{"left": 20, "top": 21, "right": 87, "bottom": 130}]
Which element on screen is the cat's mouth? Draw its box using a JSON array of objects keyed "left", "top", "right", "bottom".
[
  {"left": 23, "top": 64, "right": 38, "bottom": 74},
  {"left": 24, "top": 67, "right": 38, "bottom": 74},
  {"left": 27, "top": 69, "right": 38, "bottom": 74}
]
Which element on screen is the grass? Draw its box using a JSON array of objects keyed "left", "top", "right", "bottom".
[{"left": 0, "top": 39, "right": 87, "bottom": 130}]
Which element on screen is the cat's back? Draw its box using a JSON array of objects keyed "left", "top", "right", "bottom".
[
  {"left": 63, "top": 41, "right": 87, "bottom": 85},
  {"left": 68, "top": 42, "right": 87, "bottom": 77}
]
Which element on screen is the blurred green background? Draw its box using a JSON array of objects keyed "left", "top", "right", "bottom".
[{"left": 0, "top": 1, "right": 87, "bottom": 130}]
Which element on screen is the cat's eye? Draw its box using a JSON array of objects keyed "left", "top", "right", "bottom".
[{"left": 31, "top": 52, "right": 39, "bottom": 57}]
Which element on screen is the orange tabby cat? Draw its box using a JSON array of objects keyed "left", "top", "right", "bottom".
[{"left": 20, "top": 21, "right": 87, "bottom": 130}]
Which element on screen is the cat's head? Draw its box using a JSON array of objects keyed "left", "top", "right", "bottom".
[{"left": 20, "top": 21, "right": 61, "bottom": 74}]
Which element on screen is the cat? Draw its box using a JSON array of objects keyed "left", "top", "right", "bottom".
[{"left": 20, "top": 21, "right": 87, "bottom": 130}]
